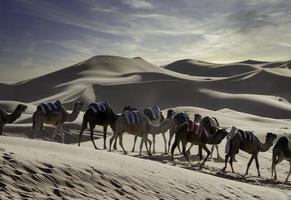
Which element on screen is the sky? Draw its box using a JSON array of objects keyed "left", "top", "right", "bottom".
[{"left": 1, "top": 0, "right": 291, "bottom": 82}]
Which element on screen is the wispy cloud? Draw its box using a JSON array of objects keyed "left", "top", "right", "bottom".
[{"left": 121, "top": 0, "right": 154, "bottom": 9}]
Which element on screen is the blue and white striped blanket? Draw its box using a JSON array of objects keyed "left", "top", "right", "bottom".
[
  {"left": 150, "top": 105, "right": 161, "bottom": 120},
  {"left": 124, "top": 111, "right": 143, "bottom": 124},
  {"left": 89, "top": 101, "right": 111, "bottom": 113},
  {"left": 39, "top": 101, "right": 63, "bottom": 114}
]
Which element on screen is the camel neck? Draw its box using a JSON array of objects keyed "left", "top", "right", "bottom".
[
  {"left": 65, "top": 106, "right": 80, "bottom": 122},
  {"left": 259, "top": 138, "right": 273, "bottom": 152},
  {"left": 6, "top": 107, "right": 23, "bottom": 123}
]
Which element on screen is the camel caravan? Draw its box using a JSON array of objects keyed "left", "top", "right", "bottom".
[{"left": 2, "top": 100, "right": 291, "bottom": 182}]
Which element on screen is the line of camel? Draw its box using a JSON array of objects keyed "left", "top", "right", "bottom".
[{"left": 0, "top": 102, "right": 291, "bottom": 182}]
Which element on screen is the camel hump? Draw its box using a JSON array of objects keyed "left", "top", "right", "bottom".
[
  {"left": 144, "top": 105, "right": 161, "bottom": 120},
  {"left": 124, "top": 111, "right": 143, "bottom": 125},
  {"left": 38, "top": 101, "right": 64, "bottom": 114},
  {"left": 275, "top": 136, "right": 289, "bottom": 150},
  {"left": 88, "top": 101, "right": 111, "bottom": 113}
]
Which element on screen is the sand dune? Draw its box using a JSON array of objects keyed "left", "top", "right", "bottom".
[{"left": 1, "top": 55, "right": 291, "bottom": 199}]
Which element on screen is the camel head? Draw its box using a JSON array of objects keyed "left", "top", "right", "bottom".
[
  {"left": 166, "top": 109, "right": 175, "bottom": 119},
  {"left": 194, "top": 113, "right": 202, "bottom": 123},
  {"left": 73, "top": 101, "right": 85, "bottom": 111},
  {"left": 16, "top": 104, "right": 27, "bottom": 113},
  {"left": 266, "top": 132, "right": 277, "bottom": 144}
]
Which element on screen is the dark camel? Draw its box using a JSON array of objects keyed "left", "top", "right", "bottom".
[
  {"left": 0, "top": 104, "right": 27, "bottom": 135},
  {"left": 171, "top": 116, "right": 228, "bottom": 166},
  {"left": 271, "top": 136, "right": 291, "bottom": 182},
  {"left": 222, "top": 130, "right": 277, "bottom": 177},
  {"left": 78, "top": 103, "right": 118, "bottom": 149}
]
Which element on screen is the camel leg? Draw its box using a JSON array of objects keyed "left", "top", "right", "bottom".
[
  {"left": 51, "top": 128, "right": 57, "bottom": 141},
  {"left": 230, "top": 155, "right": 235, "bottom": 173},
  {"left": 0, "top": 125, "right": 3, "bottom": 135},
  {"left": 161, "top": 132, "right": 167, "bottom": 154},
  {"left": 215, "top": 145, "right": 221, "bottom": 159},
  {"left": 286, "top": 162, "right": 291, "bottom": 182},
  {"left": 118, "top": 133, "right": 127, "bottom": 155},
  {"left": 198, "top": 145, "right": 203, "bottom": 161},
  {"left": 222, "top": 154, "right": 230, "bottom": 172},
  {"left": 145, "top": 137, "right": 152, "bottom": 156},
  {"left": 90, "top": 126, "right": 99, "bottom": 150},
  {"left": 131, "top": 135, "right": 138, "bottom": 152},
  {"left": 200, "top": 144, "right": 211, "bottom": 167},
  {"left": 186, "top": 143, "right": 194, "bottom": 155},
  {"left": 181, "top": 138, "right": 190, "bottom": 165},
  {"left": 209, "top": 145, "right": 215, "bottom": 159},
  {"left": 103, "top": 126, "right": 107, "bottom": 149},
  {"left": 113, "top": 137, "right": 118, "bottom": 150},
  {"left": 168, "top": 128, "right": 174, "bottom": 153},
  {"left": 171, "top": 137, "right": 179, "bottom": 161},
  {"left": 152, "top": 134, "right": 156, "bottom": 154},
  {"left": 109, "top": 132, "right": 119, "bottom": 152},
  {"left": 245, "top": 154, "right": 256, "bottom": 176},
  {"left": 139, "top": 134, "right": 146, "bottom": 156},
  {"left": 254, "top": 155, "right": 261, "bottom": 177},
  {"left": 147, "top": 138, "right": 152, "bottom": 156}
]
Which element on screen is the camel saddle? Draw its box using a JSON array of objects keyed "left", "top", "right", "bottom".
[
  {"left": 124, "top": 111, "right": 143, "bottom": 125},
  {"left": 38, "top": 101, "right": 63, "bottom": 114},
  {"left": 89, "top": 101, "right": 110, "bottom": 113},
  {"left": 186, "top": 120, "right": 203, "bottom": 136},
  {"left": 149, "top": 105, "right": 161, "bottom": 120}
]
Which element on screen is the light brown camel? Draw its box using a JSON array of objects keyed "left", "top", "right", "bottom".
[
  {"left": 271, "top": 136, "right": 291, "bottom": 182},
  {"left": 32, "top": 101, "right": 84, "bottom": 143},
  {"left": 131, "top": 116, "right": 175, "bottom": 154},
  {"left": 222, "top": 130, "right": 277, "bottom": 177},
  {"left": 0, "top": 104, "right": 27, "bottom": 135},
  {"left": 109, "top": 111, "right": 163, "bottom": 156},
  {"left": 171, "top": 117, "right": 228, "bottom": 166}
]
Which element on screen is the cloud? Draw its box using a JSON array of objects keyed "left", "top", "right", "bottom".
[{"left": 121, "top": 0, "right": 154, "bottom": 9}]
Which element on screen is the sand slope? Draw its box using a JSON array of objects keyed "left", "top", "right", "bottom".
[{"left": 0, "top": 136, "right": 290, "bottom": 200}]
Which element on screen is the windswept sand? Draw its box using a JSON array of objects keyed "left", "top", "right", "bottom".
[{"left": 1, "top": 56, "right": 291, "bottom": 199}]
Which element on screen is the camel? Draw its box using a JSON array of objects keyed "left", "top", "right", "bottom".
[
  {"left": 32, "top": 101, "right": 84, "bottom": 143},
  {"left": 187, "top": 114, "right": 223, "bottom": 160},
  {"left": 222, "top": 130, "right": 277, "bottom": 177},
  {"left": 0, "top": 104, "right": 27, "bottom": 135},
  {"left": 78, "top": 101, "right": 117, "bottom": 149},
  {"left": 109, "top": 110, "right": 168, "bottom": 156},
  {"left": 271, "top": 136, "right": 291, "bottom": 182},
  {"left": 131, "top": 110, "right": 175, "bottom": 154},
  {"left": 171, "top": 117, "right": 228, "bottom": 166}
]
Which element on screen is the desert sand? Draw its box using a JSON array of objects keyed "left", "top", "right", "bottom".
[{"left": 1, "top": 55, "right": 291, "bottom": 199}]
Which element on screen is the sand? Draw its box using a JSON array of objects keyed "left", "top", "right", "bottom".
[{"left": 1, "top": 55, "right": 291, "bottom": 199}]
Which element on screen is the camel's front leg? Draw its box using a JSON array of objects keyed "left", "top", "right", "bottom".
[
  {"left": 109, "top": 132, "right": 118, "bottom": 152},
  {"left": 131, "top": 135, "right": 138, "bottom": 152},
  {"left": 162, "top": 132, "right": 167, "bottom": 154},
  {"left": 0, "top": 125, "right": 3, "bottom": 135},
  {"left": 168, "top": 128, "right": 175, "bottom": 153},
  {"left": 254, "top": 154, "right": 261, "bottom": 177},
  {"left": 152, "top": 134, "right": 156, "bottom": 154},
  {"left": 118, "top": 133, "right": 127, "bottom": 155},
  {"left": 245, "top": 154, "right": 255, "bottom": 176},
  {"left": 59, "top": 125, "right": 65, "bottom": 144},
  {"left": 103, "top": 126, "right": 107, "bottom": 149}
]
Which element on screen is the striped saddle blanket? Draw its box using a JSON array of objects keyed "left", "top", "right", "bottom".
[
  {"left": 89, "top": 101, "right": 110, "bottom": 113},
  {"left": 187, "top": 120, "right": 204, "bottom": 137},
  {"left": 238, "top": 129, "right": 255, "bottom": 142},
  {"left": 149, "top": 105, "right": 161, "bottom": 120},
  {"left": 38, "top": 101, "right": 63, "bottom": 114},
  {"left": 124, "top": 111, "right": 143, "bottom": 124}
]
